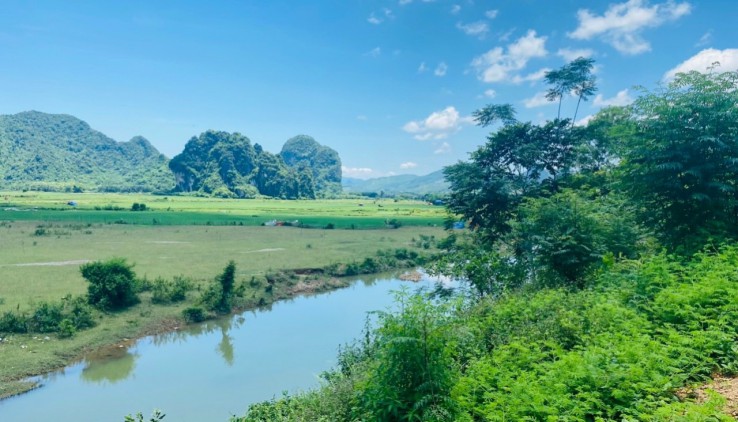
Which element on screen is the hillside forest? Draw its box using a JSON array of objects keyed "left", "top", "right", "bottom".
[
  {"left": 235, "top": 64, "right": 738, "bottom": 421},
  {"left": 0, "top": 113, "right": 342, "bottom": 199}
]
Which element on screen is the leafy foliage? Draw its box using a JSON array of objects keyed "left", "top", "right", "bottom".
[
  {"left": 81, "top": 258, "right": 139, "bottom": 310},
  {"left": 620, "top": 70, "right": 738, "bottom": 251}
]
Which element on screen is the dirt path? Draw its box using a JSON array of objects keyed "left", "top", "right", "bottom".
[{"left": 2, "top": 259, "right": 91, "bottom": 267}]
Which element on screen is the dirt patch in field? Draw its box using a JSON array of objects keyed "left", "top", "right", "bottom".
[
  {"left": 679, "top": 375, "right": 738, "bottom": 417},
  {"left": 243, "top": 248, "right": 285, "bottom": 253},
  {"left": 146, "top": 241, "right": 191, "bottom": 244},
  {"left": 3, "top": 260, "right": 91, "bottom": 267}
]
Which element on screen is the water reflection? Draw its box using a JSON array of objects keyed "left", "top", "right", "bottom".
[{"left": 80, "top": 347, "right": 138, "bottom": 384}]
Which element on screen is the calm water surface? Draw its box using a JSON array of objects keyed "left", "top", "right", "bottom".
[{"left": 0, "top": 274, "right": 438, "bottom": 421}]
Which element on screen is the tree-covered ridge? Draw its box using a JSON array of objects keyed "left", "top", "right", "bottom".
[
  {"left": 169, "top": 130, "right": 328, "bottom": 199},
  {"left": 0, "top": 111, "right": 174, "bottom": 192},
  {"left": 342, "top": 170, "right": 449, "bottom": 195},
  {"left": 280, "top": 135, "right": 342, "bottom": 195}
]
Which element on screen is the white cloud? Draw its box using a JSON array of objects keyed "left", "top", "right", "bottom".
[
  {"left": 342, "top": 166, "right": 374, "bottom": 179},
  {"left": 664, "top": 48, "right": 738, "bottom": 80},
  {"left": 485, "top": 9, "right": 499, "bottom": 19},
  {"left": 457, "top": 21, "right": 489, "bottom": 38},
  {"left": 400, "top": 161, "right": 418, "bottom": 169},
  {"left": 365, "top": 47, "right": 381, "bottom": 58},
  {"left": 593, "top": 89, "right": 634, "bottom": 107},
  {"left": 451, "top": 4, "right": 461, "bottom": 14},
  {"left": 434, "top": 62, "right": 448, "bottom": 76},
  {"left": 575, "top": 114, "right": 595, "bottom": 127},
  {"left": 418, "top": 62, "right": 428, "bottom": 73},
  {"left": 434, "top": 141, "right": 451, "bottom": 154},
  {"left": 483, "top": 89, "right": 497, "bottom": 98},
  {"left": 368, "top": 8, "right": 394, "bottom": 25},
  {"left": 569, "top": 0, "right": 691, "bottom": 55},
  {"left": 471, "top": 30, "right": 548, "bottom": 83},
  {"left": 557, "top": 48, "right": 595, "bottom": 62},
  {"left": 696, "top": 30, "right": 712, "bottom": 47},
  {"left": 511, "top": 67, "right": 550, "bottom": 84},
  {"left": 523, "top": 91, "right": 554, "bottom": 108},
  {"left": 403, "top": 106, "right": 473, "bottom": 140}
]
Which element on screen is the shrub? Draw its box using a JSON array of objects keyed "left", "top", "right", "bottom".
[
  {"left": 81, "top": 258, "right": 139, "bottom": 310},
  {"left": 182, "top": 307, "right": 206, "bottom": 323}
]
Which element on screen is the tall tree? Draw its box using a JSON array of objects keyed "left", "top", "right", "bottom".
[
  {"left": 620, "top": 69, "right": 738, "bottom": 250},
  {"left": 544, "top": 57, "right": 597, "bottom": 122}
]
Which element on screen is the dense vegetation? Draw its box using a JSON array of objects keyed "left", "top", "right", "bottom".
[
  {"left": 0, "top": 111, "right": 174, "bottom": 192},
  {"left": 237, "top": 65, "right": 738, "bottom": 420},
  {"left": 280, "top": 135, "right": 342, "bottom": 195},
  {"left": 169, "top": 130, "right": 341, "bottom": 199}
]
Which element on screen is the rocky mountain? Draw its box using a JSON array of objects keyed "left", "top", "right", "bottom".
[
  {"left": 0, "top": 111, "right": 174, "bottom": 192},
  {"left": 280, "top": 135, "right": 342, "bottom": 195},
  {"left": 169, "top": 131, "right": 339, "bottom": 199}
]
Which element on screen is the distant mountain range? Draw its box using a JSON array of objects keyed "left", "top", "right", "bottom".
[
  {"left": 0, "top": 111, "right": 342, "bottom": 197},
  {"left": 342, "top": 170, "right": 448, "bottom": 195}
]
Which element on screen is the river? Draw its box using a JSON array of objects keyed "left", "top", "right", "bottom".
[{"left": 0, "top": 273, "right": 439, "bottom": 421}]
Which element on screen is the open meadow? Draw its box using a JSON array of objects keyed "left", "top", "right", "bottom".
[{"left": 0, "top": 192, "right": 448, "bottom": 398}]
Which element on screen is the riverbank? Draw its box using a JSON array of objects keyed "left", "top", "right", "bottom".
[{"left": 0, "top": 257, "right": 432, "bottom": 400}]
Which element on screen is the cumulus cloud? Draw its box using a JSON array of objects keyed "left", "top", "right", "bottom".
[
  {"left": 569, "top": 0, "right": 691, "bottom": 55},
  {"left": 457, "top": 21, "right": 489, "bottom": 38},
  {"left": 557, "top": 48, "right": 595, "bottom": 62},
  {"left": 593, "top": 89, "right": 634, "bottom": 107},
  {"left": 418, "top": 62, "right": 428, "bottom": 73},
  {"left": 575, "top": 114, "right": 595, "bottom": 127},
  {"left": 368, "top": 14, "right": 382, "bottom": 25},
  {"left": 342, "top": 166, "right": 374, "bottom": 179},
  {"left": 451, "top": 4, "right": 461, "bottom": 14},
  {"left": 434, "top": 62, "right": 448, "bottom": 76},
  {"left": 471, "top": 30, "right": 548, "bottom": 83},
  {"left": 523, "top": 91, "right": 554, "bottom": 108},
  {"left": 483, "top": 89, "right": 497, "bottom": 98},
  {"left": 485, "top": 9, "right": 499, "bottom": 19},
  {"left": 400, "top": 161, "right": 418, "bottom": 169},
  {"left": 664, "top": 48, "right": 738, "bottom": 80},
  {"left": 511, "top": 67, "right": 550, "bottom": 84},
  {"left": 403, "top": 106, "right": 473, "bottom": 140},
  {"left": 434, "top": 141, "right": 451, "bottom": 154}
]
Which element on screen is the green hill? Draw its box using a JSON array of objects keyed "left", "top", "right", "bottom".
[
  {"left": 342, "top": 170, "right": 448, "bottom": 195},
  {"left": 280, "top": 135, "right": 342, "bottom": 195},
  {"left": 169, "top": 131, "right": 339, "bottom": 199},
  {"left": 0, "top": 111, "right": 174, "bottom": 192}
]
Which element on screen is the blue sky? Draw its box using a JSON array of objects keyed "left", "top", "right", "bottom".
[{"left": 1, "top": 1, "right": 736, "bottom": 179}]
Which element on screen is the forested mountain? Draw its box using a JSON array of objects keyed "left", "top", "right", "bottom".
[
  {"left": 169, "top": 131, "right": 338, "bottom": 199},
  {"left": 280, "top": 135, "right": 342, "bottom": 195},
  {"left": 0, "top": 111, "right": 174, "bottom": 192},
  {"left": 342, "top": 169, "right": 448, "bottom": 195}
]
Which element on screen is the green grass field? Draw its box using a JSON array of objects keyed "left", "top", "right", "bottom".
[
  {"left": 0, "top": 192, "right": 447, "bottom": 228},
  {"left": 0, "top": 192, "right": 449, "bottom": 398}
]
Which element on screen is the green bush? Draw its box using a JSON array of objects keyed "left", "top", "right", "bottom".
[
  {"left": 182, "top": 307, "right": 206, "bottom": 323},
  {"left": 151, "top": 276, "right": 193, "bottom": 304},
  {"left": 81, "top": 258, "right": 139, "bottom": 310}
]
